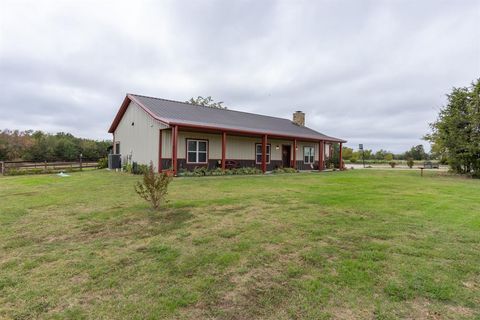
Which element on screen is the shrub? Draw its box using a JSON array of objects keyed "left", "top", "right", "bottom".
[
  {"left": 211, "top": 168, "right": 224, "bottom": 176},
  {"left": 179, "top": 166, "right": 264, "bottom": 177},
  {"left": 135, "top": 162, "right": 172, "bottom": 210},
  {"left": 131, "top": 162, "right": 148, "bottom": 175},
  {"left": 406, "top": 158, "right": 414, "bottom": 169},
  {"left": 98, "top": 157, "right": 108, "bottom": 169},
  {"left": 272, "top": 167, "right": 298, "bottom": 174},
  {"left": 233, "top": 167, "right": 262, "bottom": 175},
  {"left": 123, "top": 163, "right": 132, "bottom": 173},
  {"left": 389, "top": 161, "right": 396, "bottom": 168}
]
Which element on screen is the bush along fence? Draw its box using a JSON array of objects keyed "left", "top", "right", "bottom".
[{"left": 0, "top": 160, "right": 100, "bottom": 176}]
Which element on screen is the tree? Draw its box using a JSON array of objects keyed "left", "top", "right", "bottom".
[
  {"left": 384, "top": 153, "right": 394, "bottom": 161},
  {"left": 187, "top": 96, "right": 226, "bottom": 109},
  {"left": 374, "top": 149, "right": 387, "bottom": 160},
  {"left": 135, "top": 162, "right": 173, "bottom": 210},
  {"left": 342, "top": 147, "right": 353, "bottom": 160},
  {"left": 426, "top": 79, "right": 480, "bottom": 177},
  {"left": 407, "top": 158, "right": 414, "bottom": 168},
  {"left": 404, "top": 145, "right": 428, "bottom": 161}
]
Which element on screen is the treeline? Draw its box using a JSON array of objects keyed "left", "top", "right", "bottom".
[
  {"left": 0, "top": 130, "right": 111, "bottom": 162},
  {"left": 341, "top": 144, "right": 430, "bottom": 162}
]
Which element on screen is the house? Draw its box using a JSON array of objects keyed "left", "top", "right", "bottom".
[{"left": 108, "top": 94, "right": 346, "bottom": 175}]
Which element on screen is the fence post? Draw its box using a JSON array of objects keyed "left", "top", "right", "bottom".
[
  {"left": 80, "top": 154, "right": 83, "bottom": 171},
  {"left": 44, "top": 160, "right": 47, "bottom": 172},
  {"left": 0, "top": 161, "right": 3, "bottom": 175}
]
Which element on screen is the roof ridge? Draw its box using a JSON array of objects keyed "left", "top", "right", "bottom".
[{"left": 128, "top": 93, "right": 299, "bottom": 124}]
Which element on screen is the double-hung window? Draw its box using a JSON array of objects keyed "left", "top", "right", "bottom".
[
  {"left": 187, "top": 139, "right": 208, "bottom": 163},
  {"left": 255, "top": 144, "right": 271, "bottom": 164},
  {"left": 304, "top": 146, "right": 314, "bottom": 164}
]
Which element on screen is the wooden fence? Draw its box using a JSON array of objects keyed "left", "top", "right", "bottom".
[{"left": 0, "top": 160, "right": 99, "bottom": 175}]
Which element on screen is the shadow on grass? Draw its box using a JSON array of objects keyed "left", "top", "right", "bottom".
[{"left": 144, "top": 207, "right": 196, "bottom": 235}]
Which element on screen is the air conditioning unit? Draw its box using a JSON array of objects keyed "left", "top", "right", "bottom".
[{"left": 108, "top": 154, "right": 122, "bottom": 169}]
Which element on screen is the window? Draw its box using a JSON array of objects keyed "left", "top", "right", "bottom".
[
  {"left": 186, "top": 139, "right": 208, "bottom": 163},
  {"left": 304, "top": 146, "right": 314, "bottom": 164},
  {"left": 255, "top": 143, "right": 271, "bottom": 164},
  {"left": 115, "top": 142, "right": 120, "bottom": 154}
]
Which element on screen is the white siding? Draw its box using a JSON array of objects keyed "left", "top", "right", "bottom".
[
  {"left": 114, "top": 101, "right": 168, "bottom": 168},
  {"left": 225, "top": 135, "right": 258, "bottom": 160},
  {"left": 159, "top": 131, "right": 319, "bottom": 162},
  {"left": 177, "top": 131, "right": 222, "bottom": 159}
]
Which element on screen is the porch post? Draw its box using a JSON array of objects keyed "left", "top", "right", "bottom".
[
  {"left": 292, "top": 138, "right": 297, "bottom": 169},
  {"left": 319, "top": 140, "right": 324, "bottom": 171},
  {"left": 172, "top": 125, "right": 178, "bottom": 176},
  {"left": 339, "top": 142, "right": 343, "bottom": 170},
  {"left": 262, "top": 134, "right": 267, "bottom": 173},
  {"left": 221, "top": 131, "right": 226, "bottom": 170},
  {"left": 158, "top": 129, "right": 163, "bottom": 173}
]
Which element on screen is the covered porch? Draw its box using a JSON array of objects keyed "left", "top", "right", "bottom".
[{"left": 160, "top": 124, "right": 344, "bottom": 175}]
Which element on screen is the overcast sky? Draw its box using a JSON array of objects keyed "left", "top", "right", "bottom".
[{"left": 1, "top": 0, "right": 479, "bottom": 152}]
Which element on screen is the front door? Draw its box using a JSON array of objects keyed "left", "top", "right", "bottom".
[{"left": 282, "top": 145, "right": 291, "bottom": 168}]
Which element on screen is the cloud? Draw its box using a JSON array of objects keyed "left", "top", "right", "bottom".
[{"left": 0, "top": 0, "right": 478, "bottom": 152}]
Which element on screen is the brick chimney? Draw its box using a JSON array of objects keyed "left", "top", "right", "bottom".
[{"left": 292, "top": 111, "right": 305, "bottom": 126}]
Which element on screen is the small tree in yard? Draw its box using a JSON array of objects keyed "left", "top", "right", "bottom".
[
  {"left": 407, "top": 158, "right": 414, "bottom": 168},
  {"left": 135, "top": 162, "right": 172, "bottom": 210}
]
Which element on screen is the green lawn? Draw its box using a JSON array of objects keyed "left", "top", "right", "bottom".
[{"left": 1, "top": 170, "right": 479, "bottom": 319}]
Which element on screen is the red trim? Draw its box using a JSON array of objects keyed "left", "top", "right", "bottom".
[
  {"left": 127, "top": 94, "right": 170, "bottom": 127},
  {"left": 339, "top": 142, "right": 343, "bottom": 169},
  {"left": 108, "top": 96, "right": 130, "bottom": 133},
  {"left": 292, "top": 139, "right": 297, "bottom": 169},
  {"left": 172, "top": 123, "right": 346, "bottom": 143},
  {"left": 185, "top": 138, "right": 209, "bottom": 164},
  {"left": 158, "top": 129, "right": 163, "bottom": 173},
  {"left": 255, "top": 143, "right": 271, "bottom": 165},
  {"left": 108, "top": 94, "right": 170, "bottom": 133},
  {"left": 221, "top": 132, "right": 226, "bottom": 170},
  {"left": 319, "top": 140, "right": 324, "bottom": 171},
  {"left": 261, "top": 135, "right": 267, "bottom": 173},
  {"left": 172, "top": 126, "right": 178, "bottom": 176}
]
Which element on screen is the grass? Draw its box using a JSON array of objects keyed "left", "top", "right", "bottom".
[{"left": 0, "top": 169, "right": 479, "bottom": 319}]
